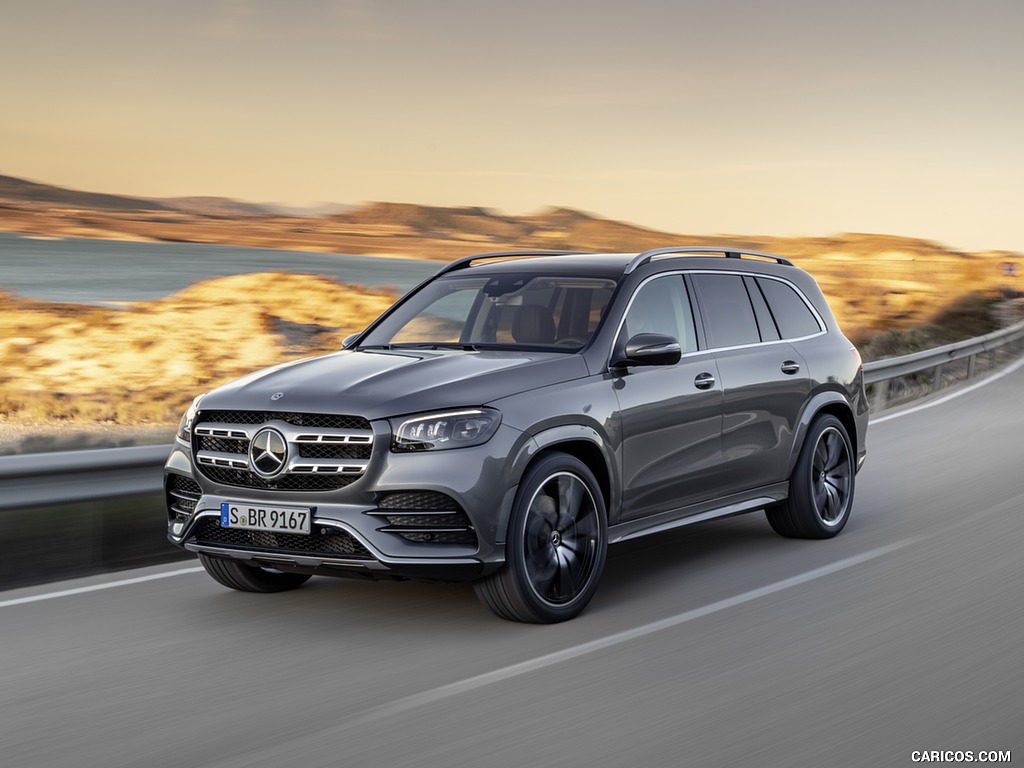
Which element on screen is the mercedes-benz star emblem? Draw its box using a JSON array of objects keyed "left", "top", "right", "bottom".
[
  {"left": 271, "top": 392, "right": 284, "bottom": 401},
  {"left": 250, "top": 427, "right": 288, "bottom": 478}
]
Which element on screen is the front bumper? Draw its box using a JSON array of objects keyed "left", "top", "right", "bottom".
[{"left": 164, "top": 422, "right": 529, "bottom": 582}]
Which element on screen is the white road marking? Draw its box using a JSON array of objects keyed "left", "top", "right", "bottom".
[
  {"left": 0, "top": 567, "right": 204, "bottom": 609},
  {"left": 342, "top": 537, "right": 921, "bottom": 730}
]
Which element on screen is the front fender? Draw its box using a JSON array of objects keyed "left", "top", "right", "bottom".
[{"left": 500, "top": 423, "right": 621, "bottom": 538}]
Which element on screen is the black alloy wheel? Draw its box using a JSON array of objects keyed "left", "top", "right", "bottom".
[
  {"left": 475, "top": 452, "right": 607, "bottom": 623},
  {"left": 766, "top": 414, "right": 855, "bottom": 539}
]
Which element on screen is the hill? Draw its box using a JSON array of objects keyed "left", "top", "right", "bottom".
[
  {"left": 155, "top": 196, "right": 273, "bottom": 216},
  {"left": 0, "top": 174, "right": 172, "bottom": 212}
]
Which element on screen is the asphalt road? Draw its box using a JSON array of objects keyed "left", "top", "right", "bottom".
[{"left": 3, "top": 363, "right": 1022, "bottom": 768}]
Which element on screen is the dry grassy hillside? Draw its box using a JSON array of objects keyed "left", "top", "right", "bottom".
[{"left": 0, "top": 274, "right": 395, "bottom": 429}]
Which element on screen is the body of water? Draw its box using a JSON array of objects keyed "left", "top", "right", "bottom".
[{"left": 0, "top": 232, "right": 441, "bottom": 304}]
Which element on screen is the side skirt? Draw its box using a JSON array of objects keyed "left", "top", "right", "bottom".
[{"left": 608, "top": 482, "right": 788, "bottom": 544}]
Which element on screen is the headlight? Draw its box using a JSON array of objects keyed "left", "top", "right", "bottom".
[
  {"left": 390, "top": 408, "right": 501, "bottom": 452},
  {"left": 176, "top": 395, "right": 204, "bottom": 444}
]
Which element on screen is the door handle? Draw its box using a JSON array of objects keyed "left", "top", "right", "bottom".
[
  {"left": 781, "top": 361, "right": 801, "bottom": 375},
  {"left": 694, "top": 372, "right": 716, "bottom": 390}
]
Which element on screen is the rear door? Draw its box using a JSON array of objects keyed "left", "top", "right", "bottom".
[{"left": 689, "top": 272, "right": 811, "bottom": 494}]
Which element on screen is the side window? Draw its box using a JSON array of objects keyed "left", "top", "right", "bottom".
[
  {"left": 621, "top": 275, "right": 697, "bottom": 353},
  {"left": 756, "top": 278, "right": 823, "bottom": 339},
  {"left": 691, "top": 274, "right": 760, "bottom": 348}
]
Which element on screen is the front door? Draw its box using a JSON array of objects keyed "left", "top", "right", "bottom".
[{"left": 613, "top": 274, "right": 723, "bottom": 521}]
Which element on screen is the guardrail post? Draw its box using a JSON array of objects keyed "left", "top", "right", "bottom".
[
  {"left": 966, "top": 353, "right": 977, "bottom": 380},
  {"left": 932, "top": 363, "right": 944, "bottom": 393},
  {"left": 871, "top": 380, "right": 890, "bottom": 411}
]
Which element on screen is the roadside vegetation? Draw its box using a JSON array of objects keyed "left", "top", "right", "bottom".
[{"left": 857, "top": 289, "right": 1018, "bottom": 362}]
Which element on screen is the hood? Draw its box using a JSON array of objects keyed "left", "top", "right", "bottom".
[{"left": 197, "top": 348, "right": 589, "bottom": 420}]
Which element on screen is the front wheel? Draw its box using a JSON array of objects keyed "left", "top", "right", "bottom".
[
  {"left": 475, "top": 453, "right": 607, "bottom": 623},
  {"left": 199, "top": 553, "right": 312, "bottom": 593},
  {"left": 766, "top": 414, "right": 855, "bottom": 539}
]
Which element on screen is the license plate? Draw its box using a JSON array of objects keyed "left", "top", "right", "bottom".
[{"left": 220, "top": 502, "right": 311, "bottom": 535}]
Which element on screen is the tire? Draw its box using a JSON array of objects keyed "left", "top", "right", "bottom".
[
  {"left": 766, "top": 414, "right": 855, "bottom": 539},
  {"left": 474, "top": 453, "right": 607, "bottom": 623},
  {"left": 199, "top": 553, "right": 312, "bottom": 593}
]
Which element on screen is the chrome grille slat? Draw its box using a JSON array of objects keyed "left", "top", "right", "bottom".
[
  {"left": 194, "top": 424, "right": 252, "bottom": 439},
  {"left": 294, "top": 431, "right": 373, "bottom": 444},
  {"left": 292, "top": 461, "right": 368, "bottom": 475},
  {"left": 196, "top": 451, "right": 250, "bottom": 470}
]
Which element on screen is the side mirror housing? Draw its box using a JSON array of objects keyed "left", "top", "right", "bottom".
[{"left": 612, "top": 333, "right": 682, "bottom": 368}]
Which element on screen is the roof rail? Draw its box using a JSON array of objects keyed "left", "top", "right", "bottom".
[
  {"left": 435, "top": 250, "right": 589, "bottom": 277},
  {"left": 625, "top": 246, "right": 794, "bottom": 274}
]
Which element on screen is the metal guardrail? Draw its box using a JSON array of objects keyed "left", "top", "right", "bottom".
[
  {"left": 863, "top": 318, "right": 1024, "bottom": 410},
  {"left": 0, "top": 443, "right": 171, "bottom": 512},
  {"left": 0, "top": 444, "right": 184, "bottom": 590}
]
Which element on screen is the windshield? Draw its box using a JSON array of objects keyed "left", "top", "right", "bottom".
[{"left": 360, "top": 274, "right": 617, "bottom": 351}]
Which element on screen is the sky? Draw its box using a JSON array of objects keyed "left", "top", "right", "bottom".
[{"left": 2, "top": 0, "right": 1023, "bottom": 252}]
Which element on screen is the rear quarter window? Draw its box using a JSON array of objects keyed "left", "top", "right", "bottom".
[{"left": 756, "top": 278, "right": 823, "bottom": 339}]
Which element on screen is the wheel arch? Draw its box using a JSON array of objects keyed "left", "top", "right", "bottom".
[
  {"left": 787, "top": 392, "right": 858, "bottom": 477},
  {"left": 509, "top": 424, "right": 617, "bottom": 527}
]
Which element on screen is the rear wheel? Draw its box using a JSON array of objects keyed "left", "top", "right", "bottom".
[
  {"left": 199, "top": 553, "right": 312, "bottom": 593},
  {"left": 766, "top": 414, "right": 854, "bottom": 539},
  {"left": 475, "top": 453, "right": 607, "bottom": 623}
]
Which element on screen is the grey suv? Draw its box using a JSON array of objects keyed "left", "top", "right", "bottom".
[{"left": 165, "top": 247, "right": 868, "bottom": 622}]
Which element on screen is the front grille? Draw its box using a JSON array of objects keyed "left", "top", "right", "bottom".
[
  {"left": 192, "top": 410, "right": 373, "bottom": 492},
  {"left": 193, "top": 519, "right": 373, "bottom": 559},
  {"left": 166, "top": 474, "right": 202, "bottom": 521},
  {"left": 370, "top": 491, "right": 477, "bottom": 545}
]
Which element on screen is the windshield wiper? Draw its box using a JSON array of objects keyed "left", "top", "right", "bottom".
[{"left": 360, "top": 342, "right": 482, "bottom": 351}]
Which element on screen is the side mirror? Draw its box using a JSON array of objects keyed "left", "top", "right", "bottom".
[
  {"left": 612, "top": 333, "right": 682, "bottom": 368},
  {"left": 341, "top": 333, "right": 360, "bottom": 349}
]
